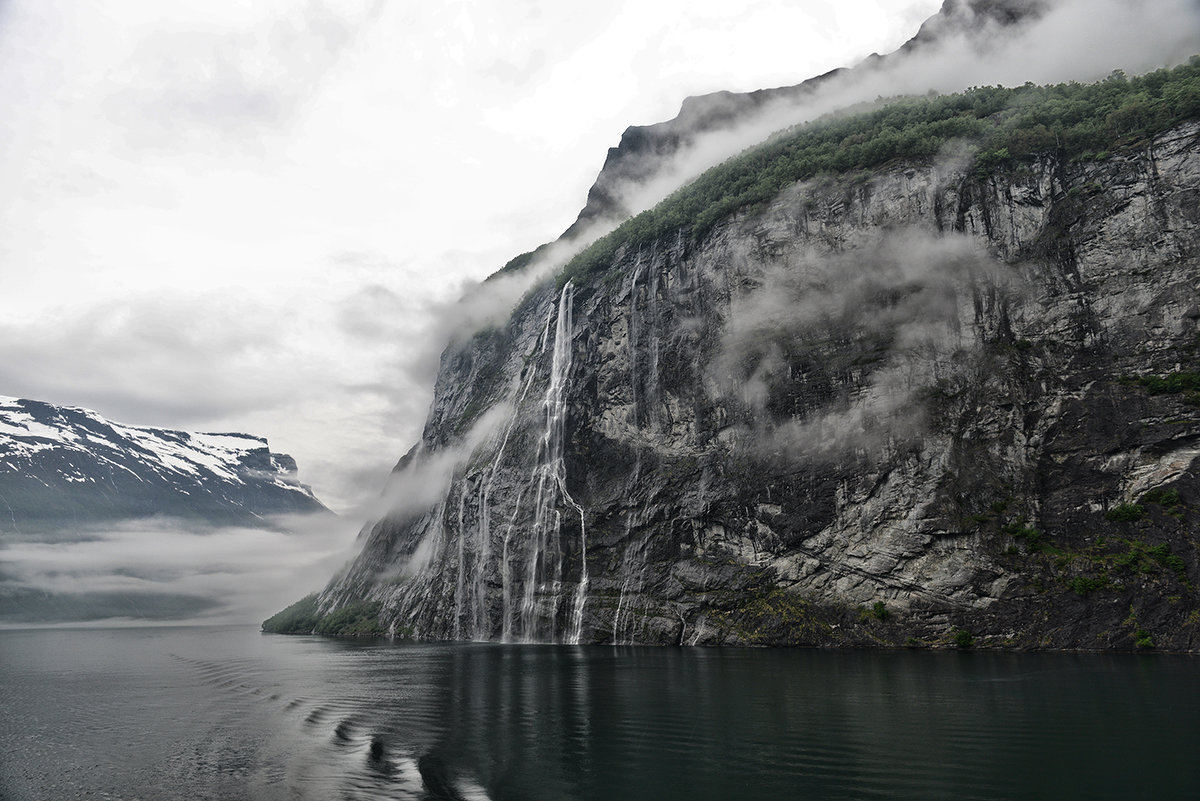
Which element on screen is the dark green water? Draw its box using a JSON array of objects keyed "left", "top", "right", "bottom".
[{"left": 1, "top": 626, "right": 1197, "bottom": 800}]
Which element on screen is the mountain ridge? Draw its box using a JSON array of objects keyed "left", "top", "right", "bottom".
[
  {"left": 1, "top": 394, "right": 333, "bottom": 624},
  {"left": 302, "top": 83, "right": 1200, "bottom": 649},
  {"left": 0, "top": 394, "right": 328, "bottom": 535},
  {"left": 563, "top": 0, "right": 1049, "bottom": 238}
]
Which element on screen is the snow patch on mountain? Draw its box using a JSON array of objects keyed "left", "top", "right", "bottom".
[{"left": 0, "top": 395, "right": 328, "bottom": 531}]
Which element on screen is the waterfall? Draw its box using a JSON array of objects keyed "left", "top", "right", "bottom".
[
  {"left": 516, "top": 281, "right": 588, "bottom": 643},
  {"left": 471, "top": 480, "right": 489, "bottom": 638},
  {"left": 454, "top": 484, "right": 468, "bottom": 639},
  {"left": 567, "top": 500, "right": 588, "bottom": 644},
  {"left": 500, "top": 483, "right": 530, "bottom": 642},
  {"left": 489, "top": 305, "right": 555, "bottom": 642},
  {"left": 387, "top": 283, "right": 590, "bottom": 644},
  {"left": 553, "top": 282, "right": 588, "bottom": 645},
  {"left": 612, "top": 508, "right": 653, "bottom": 645},
  {"left": 628, "top": 255, "right": 644, "bottom": 428}
]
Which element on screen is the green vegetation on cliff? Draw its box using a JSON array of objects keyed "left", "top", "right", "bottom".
[
  {"left": 261, "top": 593, "right": 320, "bottom": 634},
  {"left": 558, "top": 58, "right": 1200, "bottom": 287},
  {"left": 262, "top": 594, "right": 387, "bottom": 637},
  {"left": 1126, "top": 370, "right": 1200, "bottom": 406},
  {"left": 312, "top": 600, "right": 387, "bottom": 636}
]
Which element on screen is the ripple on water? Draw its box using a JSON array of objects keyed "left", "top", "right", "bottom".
[{"left": 3, "top": 630, "right": 1200, "bottom": 801}]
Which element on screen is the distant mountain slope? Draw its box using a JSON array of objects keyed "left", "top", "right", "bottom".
[{"left": 0, "top": 395, "right": 328, "bottom": 535}]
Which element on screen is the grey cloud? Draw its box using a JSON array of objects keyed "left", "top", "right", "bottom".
[
  {"left": 0, "top": 281, "right": 445, "bottom": 514},
  {"left": 0, "top": 512, "right": 360, "bottom": 624},
  {"left": 711, "top": 230, "right": 1017, "bottom": 461},
  {"left": 371, "top": 402, "right": 516, "bottom": 522},
  {"left": 0, "top": 295, "right": 319, "bottom": 426},
  {"left": 403, "top": 222, "right": 617, "bottom": 394},
  {"left": 335, "top": 284, "right": 422, "bottom": 341}
]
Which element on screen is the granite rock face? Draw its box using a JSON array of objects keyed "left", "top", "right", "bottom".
[{"left": 323, "top": 121, "right": 1200, "bottom": 650}]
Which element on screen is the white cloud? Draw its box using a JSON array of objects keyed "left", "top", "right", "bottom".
[
  {"left": 613, "top": 0, "right": 1200, "bottom": 220},
  {"left": 0, "top": 0, "right": 952, "bottom": 513},
  {"left": 0, "top": 513, "right": 362, "bottom": 624}
]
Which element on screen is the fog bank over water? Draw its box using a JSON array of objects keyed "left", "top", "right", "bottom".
[{"left": 0, "top": 512, "right": 360, "bottom": 626}]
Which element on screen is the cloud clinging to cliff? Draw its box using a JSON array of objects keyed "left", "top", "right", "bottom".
[
  {"left": 711, "top": 230, "right": 1017, "bottom": 460},
  {"left": 616, "top": 0, "right": 1200, "bottom": 220},
  {"left": 3, "top": 0, "right": 1194, "bottom": 513},
  {"left": 0, "top": 0, "right": 950, "bottom": 513}
]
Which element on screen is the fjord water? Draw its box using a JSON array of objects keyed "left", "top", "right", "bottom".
[{"left": 2, "top": 627, "right": 1198, "bottom": 800}]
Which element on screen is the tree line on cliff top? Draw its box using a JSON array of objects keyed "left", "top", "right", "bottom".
[{"left": 506, "top": 58, "right": 1200, "bottom": 288}]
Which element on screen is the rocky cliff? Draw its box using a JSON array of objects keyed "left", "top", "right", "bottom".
[{"left": 314, "top": 102, "right": 1200, "bottom": 650}]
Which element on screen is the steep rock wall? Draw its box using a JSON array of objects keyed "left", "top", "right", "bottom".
[{"left": 326, "top": 122, "right": 1200, "bottom": 650}]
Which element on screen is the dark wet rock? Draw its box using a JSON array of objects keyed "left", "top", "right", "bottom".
[{"left": 320, "top": 118, "right": 1200, "bottom": 652}]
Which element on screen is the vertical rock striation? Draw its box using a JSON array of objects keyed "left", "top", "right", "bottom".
[{"left": 323, "top": 121, "right": 1200, "bottom": 650}]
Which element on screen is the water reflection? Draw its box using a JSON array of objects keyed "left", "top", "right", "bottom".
[
  {"left": 271, "top": 643, "right": 1200, "bottom": 801},
  {"left": 1, "top": 628, "right": 1198, "bottom": 801}
]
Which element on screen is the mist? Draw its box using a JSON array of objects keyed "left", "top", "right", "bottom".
[
  {"left": 404, "top": 221, "right": 620, "bottom": 397},
  {"left": 711, "top": 230, "right": 1018, "bottom": 460},
  {"left": 371, "top": 402, "right": 517, "bottom": 522},
  {"left": 615, "top": 0, "right": 1200, "bottom": 220},
  {"left": 372, "top": 0, "right": 1197, "bottom": 480},
  {"left": 0, "top": 512, "right": 361, "bottom": 627},
  {"left": 1, "top": 0, "right": 1191, "bottom": 625},
  {"left": 0, "top": 1, "right": 949, "bottom": 518}
]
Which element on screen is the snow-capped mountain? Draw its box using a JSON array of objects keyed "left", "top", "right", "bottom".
[{"left": 0, "top": 395, "right": 328, "bottom": 533}]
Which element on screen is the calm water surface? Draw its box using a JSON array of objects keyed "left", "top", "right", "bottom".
[{"left": 1, "top": 626, "right": 1197, "bottom": 800}]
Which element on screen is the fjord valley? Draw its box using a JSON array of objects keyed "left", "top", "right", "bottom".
[
  {"left": 0, "top": 395, "right": 327, "bottom": 531},
  {"left": 6, "top": 2, "right": 1200, "bottom": 799}
]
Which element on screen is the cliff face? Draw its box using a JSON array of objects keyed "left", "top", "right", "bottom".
[{"left": 324, "top": 120, "right": 1200, "bottom": 650}]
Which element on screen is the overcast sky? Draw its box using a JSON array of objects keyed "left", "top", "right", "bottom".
[
  {"left": 0, "top": 0, "right": 948, "bottom": 511},
  {"left": 1, "top": 0, "right": 1194, "bottom": 514}
]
